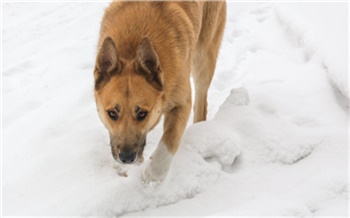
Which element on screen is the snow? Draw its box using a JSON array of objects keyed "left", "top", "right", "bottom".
[
  {"left": 2, "top": 2, "right": 348, "bottom": 216},
  {"left": 274, "top": 3, "right": 348, "bottom": 100}
]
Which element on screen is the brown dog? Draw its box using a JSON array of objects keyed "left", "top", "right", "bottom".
[{"left": 94, "top": 1, "right": 226, "bottom": 183}]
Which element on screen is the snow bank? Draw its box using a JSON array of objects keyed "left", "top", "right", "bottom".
[{"left": 273, "top": 3, "right": 348, "bottom": 100}]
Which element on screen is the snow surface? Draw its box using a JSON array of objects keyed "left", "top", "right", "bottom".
[
  {"left": 2, "top": 2, "right": 348, "bottom": 216},
  {"left": 274, "top": 3, "right": 349, "bottom": 100}
]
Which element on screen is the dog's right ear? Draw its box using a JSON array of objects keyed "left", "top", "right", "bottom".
[{"left": 94, "top": 37, "right": 121, "bottom": 90}]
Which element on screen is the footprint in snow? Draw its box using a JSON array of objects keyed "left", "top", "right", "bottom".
[{"left": 250, "top": 4, "right": 272, "bottom": 23}]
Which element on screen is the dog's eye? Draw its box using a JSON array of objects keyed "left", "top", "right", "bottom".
[
  {"left": 107, "top": 110, "right": 119, "bottom": 120},
  {"left": 136, "top": 111, "right": 148, "bottom": 121}
]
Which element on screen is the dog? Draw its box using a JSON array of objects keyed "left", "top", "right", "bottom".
[{"left": 94, "top": 1, "right": 226, "bottom": 183}]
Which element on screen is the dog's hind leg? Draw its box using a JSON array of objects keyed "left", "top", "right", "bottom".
[
  {"left": 192, "top": 1, "right": 226, "bottom": 123},
  {"left": 192, "top": 46, "right": 216, "bottom": 123}
]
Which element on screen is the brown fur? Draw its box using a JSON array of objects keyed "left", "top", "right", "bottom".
[{"left": 94, "top": 1, "right": 226, "bottom": 174}]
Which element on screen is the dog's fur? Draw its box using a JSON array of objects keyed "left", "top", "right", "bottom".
[{"left": 94, "top": 1, "right": 226, "bottom": 182}]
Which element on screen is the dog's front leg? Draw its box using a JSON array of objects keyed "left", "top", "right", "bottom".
[{"left": 143, "top": 100, "right": 191, "bottom": 183}]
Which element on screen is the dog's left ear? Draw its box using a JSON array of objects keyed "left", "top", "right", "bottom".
[{"left": 135, "top": 37, "right": 163, "bottom": 91}]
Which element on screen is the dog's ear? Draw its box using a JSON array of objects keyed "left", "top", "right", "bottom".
[
  {"left": 135, "top": 37, "right": 163, "bottom": 91},
  {"left": 94, "top": 37, "right": 121, "bottom": 89}
]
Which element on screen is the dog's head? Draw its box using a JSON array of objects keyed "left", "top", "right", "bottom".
[{"left": 94, "top": 36, "right": 164, "bottom": 164}]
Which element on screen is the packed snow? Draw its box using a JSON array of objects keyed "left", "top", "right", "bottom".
[{"left": 2, "top": 2, "right": 348, "bottom": 216}]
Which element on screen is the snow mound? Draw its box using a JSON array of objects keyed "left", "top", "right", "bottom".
[
  {"left": 215, "top": 88, "right": 319, "bottom": 165},
  {"left": 183, "top": 120, "right": 241, "bottom": 167}
]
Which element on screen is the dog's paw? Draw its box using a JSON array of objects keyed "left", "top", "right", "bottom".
[
  {"left": 142, "top": 141, "right": 173, "bottom": 184},
  {"left": 142, "top": 159, "right": 171, "bottom": 184}
]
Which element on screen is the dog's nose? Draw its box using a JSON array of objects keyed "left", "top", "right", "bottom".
[{"left": 119, "top": 151, "right": 136, "bottom": 164}]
